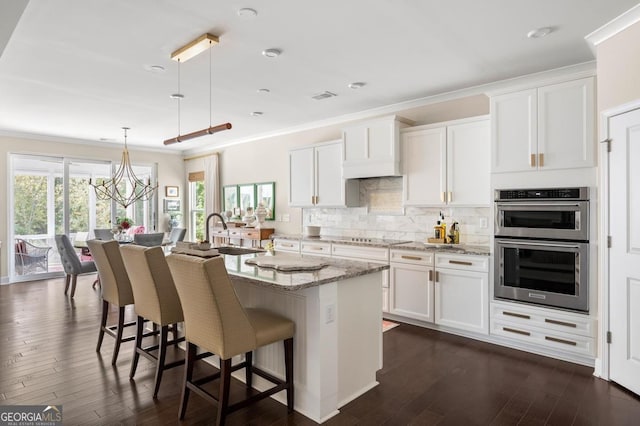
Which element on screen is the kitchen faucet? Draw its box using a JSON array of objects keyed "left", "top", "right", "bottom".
[{"left": 205, "top": 212, "right": 227, "bottom": 242}]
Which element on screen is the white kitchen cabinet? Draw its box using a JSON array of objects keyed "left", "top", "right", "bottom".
[
  {"left": 272, "top": 238, "right": 300, "bottom": 253},
  {"left": 332, "top": 244, "right": 390, "bottom": 313},
  {"left": 289, "top": 140, "right": 358, "bottom": 207},
  {"left": 490, "top": 300, "right": 596, "bottom": 361},
  {"left": 300, "top": 240, "right": 331, "bottom": 257},
  {"left": 491, "top": 77, "right": 595, "bottom": 173},
  {"left": 402, "top": 117, "right": 490, "bottom": 206},
  {"left": 342, "top": 115, "right": 411, "bottom": 178},
  {"left": 434, "top": 253, "right": 489, "bottom": 334},
  {"left": 389, "top": 250, "right": 434, "bottom": 322}
]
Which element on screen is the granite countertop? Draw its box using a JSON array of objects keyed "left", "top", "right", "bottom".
[
  {"left": 222, "top": 252, "right": 388, "bottom": 291},
  {"left": 392, "top": 242, "right": 491, "bottom": 256},
  {"left": 271, "top": 233, "right": 490, "bottom": 255},
  {"left": 271, "top": 233, "right": 410, "bottom": 248}
]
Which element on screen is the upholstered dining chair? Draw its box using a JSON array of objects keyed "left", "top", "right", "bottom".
[
  {"left": 166, "top": 254, "right": 294, "bottom": 425},
  {"left": 55, "top": 234, "right": 97, "bottom": 298},
  {"left": 168, "top": 228, "right": 187, "bottom": 245},
  {"left": 120, "top": 244, "right": 184, "bottom": 398},
  {"left": 93, "top": 228, "right": 114, "bottom": 240},
  {"left": 87, "top": 239, "right": 137, "bottom": 365},
  {"left": 133, "top": 232, "right": 164, "bottom": 247}
]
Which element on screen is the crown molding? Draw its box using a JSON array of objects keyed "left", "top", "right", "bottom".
[{"left": 585, "top": 4, "right": 640, "bottom": 55}]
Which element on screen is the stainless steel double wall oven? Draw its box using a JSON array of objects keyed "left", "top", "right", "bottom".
[{"left": 494, "top": 187, "right": 590, "bottom": 312}]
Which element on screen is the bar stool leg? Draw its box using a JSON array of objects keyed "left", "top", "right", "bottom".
[
  {"left": 152, "top": 325, "right": 169, "bottom": 398},
  {"left": 179, "top": 342, "right": 196, "bottom": 420},
  {"left": 245, "top": 351, "right": 253, "bottom": 388},
  {"left": 217, "top": 358, "right": 232, "bottom": 426},
  {"left": 284, "top": 338, "right": 294, "bottom": 412},
  {"left": 96, "top": 300, "right": 108, "bottom": 352},
  {"left": 111, "top": 307, "right": 125, "bottom": 365},
  {"left": 129, "top": 316, "right": 144, "bottom": 379}
]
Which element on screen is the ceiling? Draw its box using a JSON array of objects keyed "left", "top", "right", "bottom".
[{"left": 0, "top": 1, "right": 636, "bottom": 153}]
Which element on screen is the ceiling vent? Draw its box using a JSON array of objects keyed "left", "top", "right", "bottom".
[{"left": 311, "top": 91, "right": 337, "bottom": 101}]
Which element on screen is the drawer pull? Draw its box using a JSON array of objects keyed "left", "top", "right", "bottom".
[
  {"left": 503, "top": 327, "right": 530, "bottom": 336},
  {"left": 401, "top": 255, "right": 422, "bottom": 261},
  {"left": 545, "top": 336, "right": 577, "bottom": 346},
  {"left": 503, "top": 311, "right": 530, "bottom": 320},
  {"left": 309, "top": 246, "right": 324, "bottom": 251},
  {"left": 428, "top": 270, "right": 433, "bottom": 281},
  {"left": 448, "top": 260, "right": 472, "bottom": 266},
  {"left": 281, "top": 243, "right": 294, "bottom": 248},
  {"left": 544, "top": 318, "right": 577, "bottom": 328}
]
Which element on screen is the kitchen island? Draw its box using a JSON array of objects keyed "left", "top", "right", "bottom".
[{"left": 220, "top": 251, "right": 386, "bottom": 423}]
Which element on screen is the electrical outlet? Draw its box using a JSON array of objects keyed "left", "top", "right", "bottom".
[
  {"left": 479, "top": 217, "right": 488, "bottom": 229},
  {"left": 325, "top": 304, "right": 335, "bottom": 324}
]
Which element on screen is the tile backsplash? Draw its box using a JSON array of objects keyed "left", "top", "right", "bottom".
[{"left": 303, "top": 177, "right": 491, "bottom": 245}]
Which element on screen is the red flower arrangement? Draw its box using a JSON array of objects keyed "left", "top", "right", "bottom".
[{"left": 116, "top": 217, "right": 133, "bottom": 230}]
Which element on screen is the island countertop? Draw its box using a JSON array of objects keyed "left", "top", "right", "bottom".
[{"left": 220, "top": 252, "right": 388, "bottom": 291}]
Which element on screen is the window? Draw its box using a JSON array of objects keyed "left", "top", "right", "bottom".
[{"left": 189, "top": 171, "right": 205, "bottom": 241}]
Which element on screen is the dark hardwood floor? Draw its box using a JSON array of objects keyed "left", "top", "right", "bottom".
[{"left": 1, "top": 275, "right": 639, "bottom": 425}]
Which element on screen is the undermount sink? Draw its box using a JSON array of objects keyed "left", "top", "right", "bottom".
[{"left": 215, "top": 246, "right": 263, "bottom": 255}]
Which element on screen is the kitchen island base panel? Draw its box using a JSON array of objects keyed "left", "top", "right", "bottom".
[{"left": 230, "top": 271, "right": 383, "bottom": 423}]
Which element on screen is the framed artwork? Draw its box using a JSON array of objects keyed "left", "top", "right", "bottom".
[
  {"left": 222, "top": 185, "right": 239, "bottom": 215},
  {"left": 163, "top": 198, "right": 181, "bottom": 212},
  {"left": 239, "top": 184, "right": 256, "bottom": 215},
  {"left": 255, "top": 182, "right": 275, "bottom": 220},
  {"left": 165, "top": 186, "right": 179, "bottom": 197}
]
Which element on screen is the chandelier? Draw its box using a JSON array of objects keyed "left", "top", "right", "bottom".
[{"left": 90, "top": 127, "right": 158, "bottom": 208}]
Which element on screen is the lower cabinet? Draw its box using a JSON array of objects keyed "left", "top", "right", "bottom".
[
  {"left": 434, "top": 256, "right": 489, "bottom": 334},
  {"left": 490, "top": 300, "right": 596, "bottom": 359},
  {"left": 390, "top": 250, "right": 489, "bottom": 335},
  {"left": 389, "top": 250, "right": 434, "bottom": 321},
  {"left": 272, "top": 238, "right": 301, "bottom": 253}
]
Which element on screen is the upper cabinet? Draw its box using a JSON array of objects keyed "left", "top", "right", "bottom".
[
  {"left": 342, "top": 115, "right": 412, "bottom": 179},
  {"left": 289, "top": 140, "right": 359, "bottom": 208},
  {"left": 491, "top": 77, "right": 595, "bottom": 173},
  {"left": 402, "top": 117, "right": 490, "bottom": 206}
]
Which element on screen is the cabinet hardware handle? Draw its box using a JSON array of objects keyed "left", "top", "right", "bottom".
[
  {"left": 310, "top": 246, "right": 323, "bottom": 250},
  {"left": 428, "top": 269, "right": 433, "bottom": 281},
  {"left": 315, "top": 195, "right": 319, "bottom": 204},
  {"left": 530, "top": 153, "right": 536, "bottom": 167},
  {"left": 448, "top": 260, "right": 472, "bottom": 266},
  {"left": 282, "top": 243, "right": 294, "bottom": 248},
  {"left": 435, "top": 271, "right": 439, "bottom": 282},
  {"left": 401, "top": 255, "right": 422, "bottom": 261},
  {"left": 503, "top": 311, "right": 530, "bottom": 320},
  {"left": 544, "top": 318, "right": 577, "bottom": 328},
  {"left": 440, "top": 192, "right": 445, "bottom": 203},
  {"left": 503, "top": 327, "right": 530, "bottom": 336},
  {"left": 311, "top": 196, "right": 314, "bottom": 204},
  {"left": 539, "top": 153, "right": 544, "bottom": 167},
  {"left": 448, "top": 192, "right": 452, "bottom": 203},
  {"left": 545, "top": 336, "right": 577, "bottom": 346}
]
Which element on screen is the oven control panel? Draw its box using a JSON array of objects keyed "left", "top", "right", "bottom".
[{"left": 495, "top": 187, "right": 588, "bottom": 201}]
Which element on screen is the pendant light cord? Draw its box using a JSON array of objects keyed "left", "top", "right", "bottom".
[
  {"left": 209, "top": 39, "right": 212, "bottom": 128},
  {"left": 177, "top": 58, "right": 181, "bottom": 137}
]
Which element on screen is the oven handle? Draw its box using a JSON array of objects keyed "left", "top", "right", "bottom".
[
  {"left": 496, "top": 202, "right": 582, "bottom": 209},
  {"left": 495, "top": 239, "right": 584, "bottom": 250}
]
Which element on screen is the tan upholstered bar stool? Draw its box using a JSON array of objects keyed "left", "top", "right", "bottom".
[
  {"left": 120, "top": 244, "right": 184, "bottom": 398},
  {"left": 87, "top": 239, "right": 137, "bottom": 365},
  {"left": 166, "top": 254, "right": 294, "bottom": 426}
]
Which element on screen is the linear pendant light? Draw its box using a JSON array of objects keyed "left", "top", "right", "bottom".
[{"left": 163, "top": 33, "right": 232, "bottom": 146}]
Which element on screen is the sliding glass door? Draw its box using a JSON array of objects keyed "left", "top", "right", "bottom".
[{"left": 9, "top": 154, "right": 156, "bottom": 282}]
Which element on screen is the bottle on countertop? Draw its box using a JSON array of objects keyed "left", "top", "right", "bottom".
[
  {"left": 449, "top": 221, "right": 460, "bottom": 244},
  {"left": 439, "top": 211, "right": 447, "bottom": 243}
]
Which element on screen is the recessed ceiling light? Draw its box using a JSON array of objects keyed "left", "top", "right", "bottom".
[
  {"left": 262, "top": 48, "right": 281, "bottom": 58},
  {"left": 238, "top": 8, "right": 258, "bottom": 18},
  {"left": 170, "top": 93, "right": 184, "bottom": 99},
  {"left": 251, "top": 111, "right": 264, "bottom": 116},
  {"left": 527, "top": 27, "right": 552, "bottom": 39},
  {"left": 144, "top": 64, "right": 165, "bottom": 73},
  {"left": 348, "top": 82, "right": 366, "bottom": 89},
  {"left": 257, "top": 88, "right": 270, "bottom": 94}
]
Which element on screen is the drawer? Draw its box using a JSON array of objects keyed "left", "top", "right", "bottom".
[
  {"left": 211, "top": 229, "right": 229, "bottom": 237},
  {"left": 273, "top": 239, "right": 300, "bottom": 253},
  {"left": 435, "top": 253, "right": 488, "bottom": 272},
  {"left": 301, "top": 241, "right": 331, "bottom": 256},
  {"left": 491, "top": 301, "right": 595, "bottom": 338},
  {"left": 331, "top": 244, "right": 389, "bottom": 262},
  {"left": 241, "top": 230, "right": 261, "bottom": 240},
  {"left": 228, "top": 229, "right": 244, "bottom": 239},
  {"left": 491, "top": 319, "right": 595, "bottom": 357},
  {"left": 390, "top": 249, "right": 433, "bottom": 266}
]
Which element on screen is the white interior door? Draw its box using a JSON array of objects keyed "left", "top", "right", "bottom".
[{"left": 609, "top": 107, "right": 640, "bottom": 396}]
